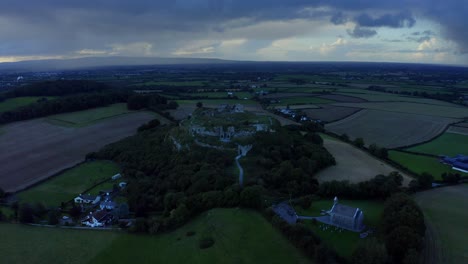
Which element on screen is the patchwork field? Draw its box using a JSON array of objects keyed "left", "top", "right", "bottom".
[
  {"left": 326, "top": 110, "right": 457, "bottom": 148},
  {"left": 0, "top": 96, "right": 55, "bottom": 112},
  {"left": 317, "top": 94, "right": 366, "bottom": 103},
  {"left": 447, "top": 125, "right": 468, "bottom": 135},
  {"left": 332, "top": 102, "right": 468, "bottom": 118},
  {"left": 0, "top": 112, "right": 154, "bottom": 192},
  {"left": 0, "top": 208, "right": 310, "bottom": 264},
  {"left": 415, "top": 185, "right": 468, "bottom": 264},
  {"left": 316, "top": 137, "right": 411, "bottom": 185},
  {"left": 303, "top": 105, "right": 361, "bottom": 123},
  {"left": 270, "top": 97, "right": 334, "bottom": 106},
  {"left": 406, "top": 132, "right": 468, "bottom": 156},
  {"left": 388, "top": 151, "right": 467, "bottom": 180},
  {"left": 336, "top": 92, "right": 458, "bottom": 106},
  {"left": 295, "top": 199, "right": 383, "bottom": 259},
  {"left": 17, "top": 161, "right": 120, "bottom": 207},
  {"left": 47, "top": 103, "right": 133, "bottom": 127}
]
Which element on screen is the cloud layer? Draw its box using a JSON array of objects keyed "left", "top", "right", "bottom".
[{"left": 0, "top": 1, "right": 466, "bottom": 64}]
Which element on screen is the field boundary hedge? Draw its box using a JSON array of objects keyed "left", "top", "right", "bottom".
[{"left": 394, "top": 120, "right": 465, "bottom": 150}]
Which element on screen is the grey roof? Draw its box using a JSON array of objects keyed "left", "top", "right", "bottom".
[
  {"left": 331, "top": 204, "right": 358, "bottom": 218},
  {"left": 79, "top": 194, "right": 97, "bottom": 200}
]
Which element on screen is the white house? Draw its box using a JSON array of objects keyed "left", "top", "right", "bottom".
[
  {"left": 81, "top": 210, "right": 112, "bottom": 227},
  {"left": 74, "top": 194, "right": 101, "bottom": 205},
  {"left": 111, "top": 173, "right": 122, "bottom": 180},
  {"left": 119, "top": 182, "right": 127, "bottom": 188}
]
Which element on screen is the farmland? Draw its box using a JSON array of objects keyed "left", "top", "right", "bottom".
[
  {"left": 406, "top": 132, "right": 468, "bottom": 156},
  {"left": 0, "top": 208, "right": 310, "bottom": 264},
  {"left": 17, "top": 161, "right": 120, "bottom": 207},
  {"left": 332, "top": 101, "right": 468, "bottom": 118},
  {"left": 388, "top": 151, "right": 467, "bottom": 180},
  {"left": 447, "top": 125, "right": 468, "bottom": 135},
  {"left": 326, "top": 110, "right": 456, "bottom": 148},
  {"left": 303, "top": 105, "right": 361, "bottom": 123},
  {"left": 47, "top": 103, "right": 133, "bottom": 127},
  {"left": 270, "top": 97, "right": 334, "bottom": 106},
  {"left": 415, "top": 185, "right": 468, "bottom": 264},
  {"left": 0, "top": 96, "right": 55, "bottom": 112},
  {"left": 0, "top": 112, "right": 154, "bottom": 192},
  {"left": 295, "top": 199, "right": 384, "bottom": 259},
  {"left": 316, "top": 137, "right": 411, "bottom": 185}
]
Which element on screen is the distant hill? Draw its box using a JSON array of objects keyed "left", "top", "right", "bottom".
[{"left": 0, "top": 56, "right": 237, "bottom": 72}]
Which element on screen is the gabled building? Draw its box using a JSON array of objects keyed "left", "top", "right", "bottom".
[
  {"left": 74, "top": 194, "right": 101, "bottom": 205},
  {"left": 81, "top": 210, "right": 113, "bottom": 227},
  {"left": 326, "top": 197, "right": 365, "bottom": 232},
  {"left": 441, "top": 155, "right": 468, "bottom": 173}
]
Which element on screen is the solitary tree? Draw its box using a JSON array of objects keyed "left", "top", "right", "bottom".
[
  {"left": 353, "top": 137, "right": 365, "bottom": 148},
  {"left": 19, "top": 203, "right": 34, "bottom": 223},
  {"left": 196, "top": 102, "right": 203, "bottom": 108}
]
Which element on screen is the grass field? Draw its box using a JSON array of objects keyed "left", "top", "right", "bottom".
[
  {"left": 136, "top": 81, "right": 207, "bottom": 87},
  {"left": 325, "top": 109, "right": 456, "bottom": 148},
  {"left": 406, "top": 132, "right": 468, "bottom": 156},
  {"left": 333, "top": 101, "right": 468, "bottom": 118},
  {"left": 176, "top": 99, "right": 258, "bottom": 106},
  {"left": 317, "top": 138, "right": 411, "bottom": 185},
  {"left": 295, "top": 199, "right": 384, "bottom": 259},
  {"left": 388, "top": 151, "right": 467, "bottom": 180},
  {"left": 271, "top": 97, "right": 334, "bottom": 106},
  {"left": 47, "top": 103, "right": 133, "bottom": 127},
  {"left": 0, "top": 208, "right": 311, "bottom": 264},
  {"left": 17, "top": 161, "right": 120, "bottom": 207},
  {"left": 303, "top": 105, "right": 361, "bottom": 123},
  {"left": 181, "top": 92, "right": 253, "bottom": 99},
  {"left": 415, "top": 185, "right": 468, "bottom": 264},
  {"left": 0, "top": 96, "right": 55, "bottom": 112},
  {"left": 0, "top": 223, "right": 120, "bottom": 264}
]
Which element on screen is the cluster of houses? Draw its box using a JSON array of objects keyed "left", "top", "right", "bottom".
[
  {"left": 72, "top": 173, "right": 127, "bottom": 228},
  {"left": 276, "top": 108, "right": 310, "bottom": 122}
]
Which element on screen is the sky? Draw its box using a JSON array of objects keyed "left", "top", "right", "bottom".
[{"left": 0, "top": 0, "right": 467, "bottom": 65}]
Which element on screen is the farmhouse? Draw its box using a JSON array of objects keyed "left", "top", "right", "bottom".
[
  {"left": 324, "top": 197, "right": 365, "bottom": 232},
  {"left": 74, "top": 194, "right": 101, "bottom": 205},
  {"left": 81, "top": 210, "right": 113, "bottom": 227},
  {"left": 441, "top": 155, "right": 468, "bottom": 173}
]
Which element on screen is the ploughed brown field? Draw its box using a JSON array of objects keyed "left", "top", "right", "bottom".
[{"left": 0, "top": 112, "right": 154, "bottom": 192}]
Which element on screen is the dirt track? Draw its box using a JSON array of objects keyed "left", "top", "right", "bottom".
[
  {"left": 316, "top": 138, "right": 412, "bottom": 185},
  {"left": 0, "top": 113, "right": 154, "bottom": 192}
]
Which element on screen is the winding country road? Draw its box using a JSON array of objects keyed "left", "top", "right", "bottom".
[{"left": 235, "top": 155, "right": 244, "bottom": 187}]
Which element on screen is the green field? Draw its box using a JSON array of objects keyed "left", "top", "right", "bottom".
[
  {"left": 415, "top": 185, "right": 468, "bottom": 264},
  {"left": 47, "top": 103, "right": 133, "bottom": 127},
  {"left": 295, "top": 199, "right": 383, "bottom": 259},
  {"left": 180, "top": 92, "right": 253, "bottom": 99},
  {"left": 271, "top": 97, "right": 334, "bottom": 106},
  {"left": 176, "top": 99, "right": 258, "bottom": 106},
  {"left": 0, "top": 208, "right": 310, "bottom": 264},
  {"left": 0, "top": 96, "right": 55, "bottom": 112},
  {"left": 17, "top": 161, "right": 120, "bottom": 207},
  {"left": 136, "top": 81, "right": 208, "bottom": 87},
  {"left": 406, "top": 132, "right": 468, "bottom": 156},
  {"left": 333, "top": 101, "right": 468, "bottom": 118},
  {"left": 388, "top": 151, "right": 467, "bottom": 180}
]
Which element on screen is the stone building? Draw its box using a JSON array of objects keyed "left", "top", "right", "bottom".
[{"left": 326, "top": 197, "right": 365, "bottom": 232}]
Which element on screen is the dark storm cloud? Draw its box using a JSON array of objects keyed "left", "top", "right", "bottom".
[
  {"left": 347, "top": 27, "right": 377, "bottom": 38},
  {"left": 0, "top": 0, "right": 467, "bottom": 56},
  {"left": 354, "top": 12, "right": 415, "bottom": 28},
  {"left": 407, "top": 30, "right": 436, "bottom": 43}
]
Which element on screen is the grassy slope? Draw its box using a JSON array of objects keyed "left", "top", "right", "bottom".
[
  {"left": 406, "top": 132, "right": 468, "bottom": 156},
  {"left": 0, "top": 223, "right": 120, "bottom": 264},
  {"left": 388, "top": 151, "right": 468, "bottom": 180},
  {"left": 0, "top": 96, "right": 55, "bottom": 112},
  {"left": 47, "top": 103, "right": 133, "bottom": 127},
  {"left": 17, "top": 161, "right": 120, "bottom": 207},
  {"left": 0, "top": 209, "right": 310, "bottom": 264},
  {"left": 414, "top": 185, "right": 468, "bottom": 264},
  {"left": 295, "top": 199, "right": 383, "bottom": 259},
  {"left": 93, "top": 208, "right": 310, "bottom": 264}
]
